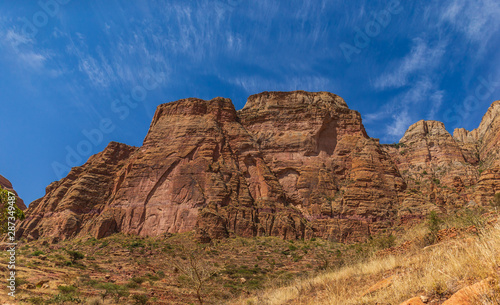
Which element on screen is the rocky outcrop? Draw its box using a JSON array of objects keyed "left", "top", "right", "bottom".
[
  {"left": 464, "top": 101, "right": 500, "bottom": 204},
  {"left": 17, "top": 92, "right": 500, "bottom": 243},
  {"left": 382, "top": 120, "right": 480, "bottom": 219},
  {"left": 441, "top": 277, "right": 498, "bottom": 305},
  {"left": 19, "top": 97, "right": 307, "bottom": 242},
  {"left": 382, "top": 103, "right": 500, "bottom": 217},
  {"left": 239, "top": 91, "right": 405, "bottom": 241},
  {"left": 87, "top": 97, "right": 305, "bottom": 241},
  {"left": 0, "top": 174, "right": 26, "bottom": 210},
  {"left": 17, "top": 142, "right": 137, "bottom": 241}
]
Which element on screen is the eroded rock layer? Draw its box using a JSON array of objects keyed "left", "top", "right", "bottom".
[
  {"left": 17, "top": 92, "right": 500, "bottom": 243},
  {"left": 239, "top": 91, "right": 405, "bottom": 241}
]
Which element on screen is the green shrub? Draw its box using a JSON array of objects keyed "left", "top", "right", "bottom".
[
  {"left": 26, "top": 297, "right": 45, "bottom": 304},
  {"left": 97, "top": 282, "right": 129, "bottom": 302},
  {"left": 371, "top": 234, "right": 396, "bottom": 250},
  {"left": 32, "top": 250, "right": 44, "bottom": 256},
  {"left": 425, "top": 211, "right": 443, "bottom": 245},
  {"left": 126, "top": 281, "right": 139, "bottom": 289},
  {"left": 449, "top": 208, "right": 486, "bottom": 229},
  {"left": 49, "top": 293, "right": 82, "bottom": 303},
  {"left": 58, "top": 285, "right": 77, "bottom": 294},
  {"left": 156, "top": 271, "right": 165, "bottom": 278},
  {"left": 0, "top": 186, "right": 26, "bottom": 233},
  {"left": 129, "top": 241, "right": 145, "bottom": 249},
  {"left": 131, "top": 276, "right": 145, "bottom": 284},
  {"left": 493, "top": 193, "right": 500, "bottom": 207},
  {"left": 147, "top": 273, "right": 160, "bottom": 281},
  {"left": 132, "top": 294, "right": 149, "bottom": 305},
  {"left": 67, "top": 250, "right": 85, "bottom": 263}
]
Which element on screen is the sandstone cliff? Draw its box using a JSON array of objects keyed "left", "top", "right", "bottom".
[
  {"left": 454, "top": 101, "right": 500, "bottom": 204},
  {"left": 239, "top": 91, "right": 405, "bottom": 241},
  {"left": 17, "top": 93, "right": 500, "bottom": 243}
]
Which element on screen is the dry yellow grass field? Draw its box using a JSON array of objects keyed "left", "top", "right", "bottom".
[{"left": 234, "top": 214, "right": 500, "bottom": 305}]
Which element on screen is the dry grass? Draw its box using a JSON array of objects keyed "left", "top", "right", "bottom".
[{"left": 234, "top": 221, "right": 500, "bottom": 305}]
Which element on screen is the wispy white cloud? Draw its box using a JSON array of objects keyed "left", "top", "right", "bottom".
[
  {"left": 426, "top": 90, "right": 444, "bottom": 120},
  {"left": 4, "top": 29, "right": 33, "bottom": 47},
  {"left": 64, "top": 35, "right": 113, "bottom": 88},
  {"left": 440, "top": 0, "right": 500, "bottom": 46},
  {"left": 0, "top": 29, "right": 48, "bottom": 70},
  {"left": 386, "top": 110, "right": 412, "bottom": 138},
  {"left": 226, "top": 74, "right": 336, "bottom": 98},
  {"left": 373, "top": 38, "right": 446, "bottom": 90},
  {"left": 367, "top": 77, "right": 445, "bottom": 141},
  {"left": 62, "top": 21, "right": 172, "bottom": 90}
]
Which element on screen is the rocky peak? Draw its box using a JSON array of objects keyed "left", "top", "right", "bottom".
[
  {"left": 145, "top": 97, "right": 237, "bottom": 146},
  {"left": 400, "top": 120, "right": 450, "bottom": 144},
  {"left": 243, "top": 91, "right": 348, "bottom": 111},
  {"left": 240, "top": 91, "right": 403, "bottom": 241},
  {"left": 453, "top": 128, "right": 475, "bottom": 143},
  {"left": 453, "top": 101, "right": 500, "bottom": 145},
  {"left": 239, "top": 91, "right": 367, "bottom": 156},
  {"left": 474, "top": 100, "right": 500, "bottom": 140}
]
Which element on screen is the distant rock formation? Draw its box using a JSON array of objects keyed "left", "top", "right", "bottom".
[
  {"left": 17, "top": 91, "right": 500, "bottom": 243},
  {"left": 0, "top": 174, "right": 26, "bottom": 210}
]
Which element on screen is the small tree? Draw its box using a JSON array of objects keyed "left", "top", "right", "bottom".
[
  {"left": 97, "top": 282, "right": 129, "bottom": 303},
  {"left": 67, "top": 250, "right": 85, "bottom": 263},
  {"left": 425, "top": 211, "right": 443, "bottom": 245},
  {"left": 172, "top": 245, "right": 218, "bottom": 305}
]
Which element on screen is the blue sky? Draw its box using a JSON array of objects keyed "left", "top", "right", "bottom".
[{"left": 1, "top": 0, "right": 499, "bottom": 205}]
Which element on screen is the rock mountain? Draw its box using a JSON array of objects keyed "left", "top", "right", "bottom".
[{"left": 17, "top": 92, "right": 500, "bottom": 243}]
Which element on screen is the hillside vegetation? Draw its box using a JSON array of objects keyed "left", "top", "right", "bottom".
[{"left": 234, "top": 206, "right": 500, "bottom": 305}]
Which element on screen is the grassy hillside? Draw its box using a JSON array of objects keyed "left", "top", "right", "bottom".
[
  {"left": 235, "top": 207, "right": 500, "bottom": 304},
  {"left": 1, "top": 206, "right": 498, "bottom": 304}
]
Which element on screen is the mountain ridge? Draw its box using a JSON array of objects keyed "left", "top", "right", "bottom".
[{"left": 17, "top": 91, "right": 500, "bottom": 243}]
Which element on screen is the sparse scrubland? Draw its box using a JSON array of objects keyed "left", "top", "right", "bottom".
[
  {"left": 234, "top": 206, "right": 500, "bottom": 305},
  {"left": 0, "top": 206, "right": 498, "bottom": 304}
]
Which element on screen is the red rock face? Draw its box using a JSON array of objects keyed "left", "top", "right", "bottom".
[
  {"left": 0, "top": 174, "right": 26, "bottom": 210},
  {"left": 19, "top": 97, "right": 306, "bottom": 242},
  {"left": 17, "top": 142, "right": 137, "bottom": 241},
  {"left": 239, "top": 91, "right": 405, "bottom": 241},
  {"left": 383, "top": 120, "right": 480, "bottom": 219},
  {"left": 85, "top": 97, "right": 304, "bottom": 240},
  {"left": 17, "top": 93, "right": 500, "bottom": 243},
  {"left": 459, "top": 101, "right": 500, "bottom": 204}
]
